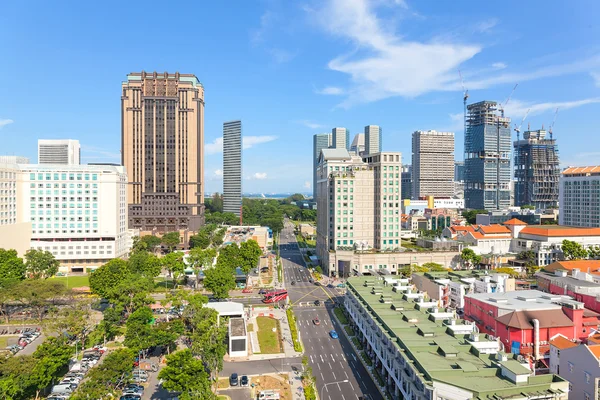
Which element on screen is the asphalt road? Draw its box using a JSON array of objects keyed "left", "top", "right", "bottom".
[
  {"left": 223, "top": 357, "right": 303, "bottom": 376},
  {"left": 280, "top": 221, "right": 382, "bottom": 400}
]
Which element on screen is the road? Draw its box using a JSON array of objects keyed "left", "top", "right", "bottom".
[
  {"left": 223, "top": 357, "right": 303, "bottom": 376},
  {"left": 280, "top": 221, "right": 382, "bottom": 400}
]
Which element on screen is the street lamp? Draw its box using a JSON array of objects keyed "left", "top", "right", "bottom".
[{"left": 320, "top": 379, "right": 349, "bottom": 399}]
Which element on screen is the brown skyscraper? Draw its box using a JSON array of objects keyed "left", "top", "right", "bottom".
[{"left": 121, "top": 71, "right": 205, "bottom": 232}]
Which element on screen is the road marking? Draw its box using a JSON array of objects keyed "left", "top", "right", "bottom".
[
  {"left": 332, "top": 370, "right": 336, "bottom": 380},
  {"left": 310, "top": 355, "right": 313, "bottom": 363},
  {"left": 344, "top": 370, "right": 349, "bottom": 379},
  {"left": 316, "top": 363, "right": 321, "bottom": 370},
  {"left": 352, "top": 354, "right": 357, "bottom": 361},
  {"left": 320, "top": 372, "right": 324, "bottom": 381},
  {"left": 320, "top": 355, "right": 324, "bottom": 363},
  {"left": 349, "top": 381, "right": 354, "bottom": 391},
  {"left": 330, "top": 354, "right": 335, "bottom": 362},
  {"left": 342, "top": 354, "right": 346, "bottom": 362}
]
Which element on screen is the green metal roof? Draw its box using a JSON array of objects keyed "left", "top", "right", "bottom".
[{"left": 346, "top": 276, "right": 568, "bottom": 398}]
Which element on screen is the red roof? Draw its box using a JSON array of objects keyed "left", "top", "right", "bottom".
[
  {"left": 496, "top": 309, "right": 574, "bottom": 329},
  {"left": 588, "top": 345, "right": 600, "bottom": 360},
  {"left": 544, "top": 260, "right": 600, "bottom": 273},
  {"left": 550, "top": 335, "right": 578, "bottom": 350},
  {"left": 503, "top": 218, "right": 527, "bottom": 226},
  {"left": 562, "top": 166, "right": 600, "bottom": 175},
  {"left": 452, "top": 225, "right": 476, "bottom": 232},
  {"left": 520, "top": 226, "right": 600, "bottom": 237},
  {"left": 479, "top": 225, "right": 511, "bottom": 234}
]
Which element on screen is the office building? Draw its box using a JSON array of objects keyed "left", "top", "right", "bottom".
[
  {"left": 364, "top": 125, "right": 381, "bottom": 155},
  {"left": 464, "top": 101, "right": 511, "bottom": 210},
  {"left": 0, "top": 162, "right": 31, "bottom": 255},
  {"left": 17, "top": 164, "right": 128, "bottom": 272},
  {"left": 38, "top": 139, "right": 80, "bottom": 165},
  {"left": 312, "top": 133, "right": 332, "bottom": 199},
  {"left": 121, "top": 71, "right": 205, "bottom": 233},
  {"left": 454, "top": 161, "right": 465, "bottom": 182},
  {"left": 559, "top": 166, "right": 600, "bottom": 227},
  {"left": 349, "top": 133, "right": 365, "bottom": 155},
  {"left": 344, "top": 276, "right": 569, "bottom": 400},
  {"left": 331, "top": 127, "right": 349, "bottom": 150},
  {"left": 400, "top": 165, "right": 412, "bottom": 200},
  {"left": 223, "top": 120, "right": 242, "bottom": 216},
  {"left": 514, "top": 129, "right": 560, "bottom": 209},
  {"left": 411, "top": 130, "right": 455, "bottom": 198},
  {"left": 0, "top": 156, "right": 29, "bottom": 164}
]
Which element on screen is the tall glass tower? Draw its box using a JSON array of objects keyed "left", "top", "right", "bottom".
[{"left": 223, "top": 120, "right": 242, "bottom": 216}]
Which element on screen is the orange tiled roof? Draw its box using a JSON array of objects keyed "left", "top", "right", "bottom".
[
  {"left": 479, "top": 225, "right": 511, "bottom": 234},
  {"left": 588, "top": 345, "right": 600, "bottom": 360},
  {"left": 503, "top": 218, "right": 527, "bottom": 226},
  {"left": 588, "top": 333, "right": 600, "bottom": 345},
  {"left": 544, "top": 260, "right": 600, "bottom": 273},
  {"left": 550, "top": 335, "right": 578, "bottom": 350},
  {"left": 520, "top": 226, "right": 600, "bottom": 237},
  {"left": 452, "top": 225, "right": 475, "bottom": 232},
  {"left": 562, "top": 166, "right": 600, "bottom": 175}
]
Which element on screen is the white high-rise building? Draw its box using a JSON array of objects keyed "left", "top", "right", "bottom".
[
  {"left": 17, "top": 164, "right": 128, "bottom": 272},
  {"left": 560, "top": 166, "right": 600, "bottom": 227},
  {"left": 312, "top": 133, "right": 332, "bottom": 199},
  {"left": 38, "top": 139, "right": 80, "bottom": 165},
  {"left": 0, "top": 162, "right": 31, "bottom": 255},
  {"left": 331, "top": 127, "right": 349, "bottom": 150},
  {"left": 364, "top": 125, "right": 382, "bottom": 155},
  {"left": 349, "top": 133, "right": 365, "bottom": 155},
  {"left": 223, "top": 121, "right": 242, "bottom": 216},
  {"left": 411, "top": 130, "right": 455, "bottom": 198}
]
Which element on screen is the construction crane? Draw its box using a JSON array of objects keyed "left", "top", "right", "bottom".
[
  {"left": 514, "top": 108, "right": 531, "bottom": 141},
  {"left": 499, "top": 83, "right": 518, "bottom": 117},
  {"left": 458, "top": 70, "right": 469, "bottom": 134},
  {"left": 549, "top": 108, "right": 559, "bottom": 139}
]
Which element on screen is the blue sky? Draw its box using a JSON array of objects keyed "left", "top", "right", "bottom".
[{"left": 1, "top": 0, "right": 600, "bottom": 194}]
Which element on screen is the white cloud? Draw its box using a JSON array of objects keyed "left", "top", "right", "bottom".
[
  {"left": 206, "top": 136, "right": 278, "bottom": 155},
  {"left": 592, "top": 71, "right": 600, "bottom": 87},
  {"left": 475, "top": 18, "right": 498, "bottom": 33},
  {"left": 503, "top": 97, "right": 600, "bottom": 119},
  {"left": 214, "top": 169, "right": 223, "bottom": 177},
  {"left": 0, "top": 119, "right": 14, "bottom": 129},
  {"left": 296, "top": 120, "right": 325, "bottom": 129},
  {"left": 393, "top": 0, "right": 409, "bottom": 9},
  {"left": 251, "top": 11, "right": 277, "bottom": 44},
  {"left": 315, "top": 86, "right": 345, "bottom": 95},
  {"left": 253, "top": 172, "right": 268, "bottom": 180},
  {"left": 304, "top": 181, "right": 311, "bottom": 189},
  {"left": 492, "top": 62, "right": 507, "bottom": 69}
]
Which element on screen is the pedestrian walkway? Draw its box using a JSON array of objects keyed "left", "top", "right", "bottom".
[{"left": 249, "top": 331, "right": 261, "bottom": 354}]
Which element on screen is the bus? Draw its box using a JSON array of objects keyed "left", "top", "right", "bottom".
[{"left": 262, "top": 290, "right": 288, "bottom": 303}]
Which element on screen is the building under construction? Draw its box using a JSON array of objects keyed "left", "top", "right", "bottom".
[
  {"left": 514, "top": 129, "right": 560, "bottom": 209},
  {"left": 464, "top": 101, "right": 512, "bottom": 210}
]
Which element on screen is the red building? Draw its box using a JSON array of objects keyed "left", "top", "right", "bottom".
[{"left": 464, "top": 290, "right": 600, "bottom": 362}]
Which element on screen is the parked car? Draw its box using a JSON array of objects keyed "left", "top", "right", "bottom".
[
  {"left": 230, "top": 373, "right": 239, "bottom": 386},
  {"left": 327, "top": 284, "right": 334, "bottom": 288},
  {"left": 314, "top": 300, "right": 321, "bottom": 306},
  {"left": 123, "top": 384, "right": 144, "bottom": 395},
  {"left": 120, "top": 395, "right": 141, "bottom": 400},
  {"left": 329, "top": 330, "right": 338, "bottom": 339},
  {"left": 258, "top": 288, "right": 268, "bottom": 294},
  {"left": 314, "top": 282, "right": 321, "bottom": 286},
  {"left": 138, "top": 361, "right": 158, "bottom": 372},
  {"left": 336, "top": 283, "right": 346, "bottom": 288},
  {"left": 313, "top": 318, "right": 320, "bottom": 325},
  {"left": 240, "top": 375, "right": 249, "bottom": 387}
]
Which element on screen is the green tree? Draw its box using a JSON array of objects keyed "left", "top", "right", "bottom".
[
  {"left": 124, "top": 306, "right": 154, "bottom": 352},
  {"left": 141, "top": 235, "right": 162, "bottom": 252},
  {"left": 89, "top": 258, "right": 131, "bottom": 299},
  {"left": 0, "top": 354, "right": 38, "bottom": 399},
  {"left": 517, "top": 250, "right": 536, "bottom": 268},
  {"left": 44, "top": 301, "right": 94, "bottom": 345},
  {"left": 0, "top": 248, "right": 26, "bottom": 288},
  {"left": 14, "top": 279, "right": 68, "bottom": 322},
  {"left": 128, "top": 250, "right": 162, "bottom": 278},
  {"left": 588, "top": 245, "right": 600, "bottom": 259},
  {"left": 422, "top": 262, "right": 447, "bottom": 271},
  {"left": 72, "top": 348, "right": 135, "bottom": 399},
  {"left": 561, "top": 239, "right": 588, "bottom": 260},
  {"left": 162, "top": 232, "right": 181, "bottom": 252},
  {"left": 189, "top": 233, "right": 210, "bottom": 249},
  {"left": 158, "top": 349, "right": 214, "bottom": 400},
  {"left": 188, "top": 247, "right": 216, "bottom": 287},
  {"left": 24, "top": 249, "right": 59, "bottom": 279},
  {"left": 239, "top": 240, "right": 262, "bottom": 275},
  {"left": 131, "top": 236, "right": 148, "bottom": 253},
  {"left": 495, "top": 267, "right": 520, "bottom": 278},
  {"left": 460, "top": 248, "right": 481, "bottom": 269},
  {"left": 162, "top": 252, "right": 185, "bottom": 287},
  {"left": 112, "top": 275, "right": 153, "bottom": 315},
  {"left": 203, "top": 265, "right": 236, "bottom": 299},
  {"left": 217, "top": 243, "right": 241, "bottom": 271},
  {"left": 31, "top": 337, "right": 74, "bottom": 399},
  {"left": 461, "top": 209, "right": 487, "bottom": 225}
]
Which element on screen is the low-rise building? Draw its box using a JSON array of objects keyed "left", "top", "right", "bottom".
[
  {"left": 224, "top": 225, "right": 273, "bottom": 249},
  {"left": 228, "top": 317, "right": 248, "bottom": 358},
  {"left": 555, "top": 343, "right": 600, "bottom": 400},
  {"left": 344, "top": 276, "right": 569, "bottom": 399},
  {"left": 299, "top": 223, "right": 315, "bottom": 238},
  {"left": 548, "top": 334, "right": 578, "bottom": 375},
  {"left": 464, "top": 290, "right": 600, "bottom": 365}
]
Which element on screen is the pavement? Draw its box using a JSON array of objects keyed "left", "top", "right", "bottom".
[{"left": 280, "top": 220, "right": 383, "bottom": 400}]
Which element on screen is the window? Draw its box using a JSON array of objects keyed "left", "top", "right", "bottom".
[
  {"left": 568, "top": 362, "right": 574, "bottom": 373},
  {"left": 585, "top": 371, "right": 590, "bottom": 383}
]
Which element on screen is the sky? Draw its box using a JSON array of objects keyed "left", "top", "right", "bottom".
[{"left": 1, "top": 0, "right": 600, "bottom": 194}]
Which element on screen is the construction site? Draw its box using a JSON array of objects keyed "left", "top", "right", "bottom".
[{"left": 513, "top": 128, "right": 560, "bottom": 209}]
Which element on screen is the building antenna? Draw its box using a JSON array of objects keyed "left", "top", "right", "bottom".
[
  {"left": 549, "top": 108, "right": 559, "bottom": 140},
  {"left": 513, "top": 109, "right": 531, "bottom": 141}
]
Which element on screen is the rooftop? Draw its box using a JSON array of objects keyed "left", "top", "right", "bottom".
[
  {"left": 503, "top": 218, "right": 527, "bottom": 226},
  {"left": 587, "top": 345, "right": 600, "bottom": 360},
  {"left": 478, "top": 225, "right": 511, "bottom": 234},
  {"left": 519, "top": 225, "right": 600, "bottom": 237},
  {"left": 549, "top": 335, "right": 578, "bottom": 350},
  {"left": 544, "top": 260, "right": 600, "bottom": 273},
  {"left": 347, "top": 276, "right": 567, "bottom": 398},
  {"left": 465, "top": 290, "right": 573, "bottom": 311},
  {"left": 562, "top": 166, "right": 600, "bottom": 175},
  {"left": 205, "top": 301, "right": 244, "bottom": 317},
  {"left": 229, "top": 317, "right": 246, "bottom": 337},
  {"left": 535, "top": 271, "right": 600, "bottom": 292}
]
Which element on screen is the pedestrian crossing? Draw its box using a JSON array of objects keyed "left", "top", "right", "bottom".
[
  {"left": 294, "top": 301, "right": 327, "bottom": 308},
  {"left": 307, "top": 352, "right": 348, "bottom": 364}
]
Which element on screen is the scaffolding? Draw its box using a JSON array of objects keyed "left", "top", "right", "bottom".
[{"left": 513, "top": 129, "right": 560, "bottom": 209}]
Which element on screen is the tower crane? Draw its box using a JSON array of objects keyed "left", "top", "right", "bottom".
[
  {"left": 499, "top": 83, "right": 518, "bottom": 118},
  {"left": 514, "top": 109, "right": 531, "bottom": 141},
  {"left": 459, "top": 70, "right": 469, "bottom": 134},
  {"left": 549, "top": 108, "right": 559, "bottom": 139}
]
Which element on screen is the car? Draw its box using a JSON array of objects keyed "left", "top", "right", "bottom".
[
  {"left": 313, "top": 318, "right": 320, "bottom": 325},
  {"left": 290, "top": 281, "right": 295, "bottom": 285},
  {"left": 329, "top": 330, "right": 338, "bottom": 339},
  {"left": 314, "top": 282, "right": 321, "bottom": 286},
  {"left": 308, "top": 279, "right": 314, "bottom": 283},
  {"left": 314, "top": 300, "right": 321, "bottom": 306},
  {"left": 120, "top": 396, "right": 141, "bottom": 400},
  {"left": 229, "top": 373, "right": 239, "bottom": 386},
  {"left": 336, "top": 283, "right": 346, "bottom": 288},
  {"left": 258, "top": 288, "right": 268, "bottom": 294},
  {"left": 123, "top": 384, "right": 144, "bottom": 395},
  {"left": 240, "top": 375, "right": 249, "bottom": 387},
  {"left": 327, "top": 284, "right": 334, "bottom": 288}
]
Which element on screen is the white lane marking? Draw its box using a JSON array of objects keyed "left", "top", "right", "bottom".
[
  {"left": 316, "top": 363, "right": 321, "bottom": 370},
  {"left": 320, "top": 372, "right": 324, "bottom": 381},
  {"left": 341, "top": 394, "right": 346, "bottom": 400},
  {"left": 330, "top": 354, "right": 335, "bottom": 362},
  {"left": 320, "top": 355, "right": 324, "bottom": 363},
  {"left": 310, "top": 355, "right": 313, "bottom": 363},
  {"left": 352, "top": 354, "right": 357, "bottom": 361},
  {"left": 332, "top": 370, "right": 336, "bottom": 380},
  {"left": 349, "top": 381, "right": 354, "bottom": 391}
]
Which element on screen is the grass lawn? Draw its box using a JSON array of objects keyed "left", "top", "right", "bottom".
[
  {"left": 334, "top": 307, "right": 349, "bottom": 325},
  {"left": 344, "top": 325, "right": 354, "bottom": 336},
  {"left": 217, "top": 396, "right": 230, "bottom": 400},
  {"left": 49, "top": 275, "right": 89, "bottom": 289},
  {"left": 305, "top": 239, "right": 316, "bottom": 248},
  {"left": 217, "top": 378, "right": 230, "bottom": 389},
  {"left": 256, "top": 316, "right": 282, "bottom": 354},
  {"left": 247, "top": 323, "right": 254, "bottom": 332},
  {"left": 0, "top": 336, "right": 10, "bottom": 348}
]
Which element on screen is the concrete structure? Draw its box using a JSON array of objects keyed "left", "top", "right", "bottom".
[
  {"left": 344, "top": 276, "right": 569, "bottom": 400},
  {"left": 548, "top": 334, "right": 578, "bottom": 375},
  {"left": 402, "top": 198, "right": 464, "bottom": 216},
  {"left": 0, "top": 162, "right": 31, "bottom": 255},
  {"left": 38, "top": 139, "right": 80, "bottom": 165},
  {"left": 349, "top": 133, "right": 365, "bottom": 155},
  {"left": 228, "top": 317, "right": 248, "bottom": 358},
  {"left": 475, "top": 208, "right": 554, "bottom": 226},
  {"left": 121, "top": 71, "right": 205, "bottom": 232},
  {"left": 560, "top": 166, "right": 600, "bottom": 227},
  {"left": 224, "top": 225, "right": 272, "bottom": 249},
  {"left": 364, "top": 125, "right": 382, "bottom": 155},
  {"left": 312, "top": 133, "right": 332, "bottom": 199},
  {"left": 0, "top": 156, "right": 29, "bottom": 164},
  {"left": 18, "top": 164, "right": 128, "bottom": 272},
  {"left": 223, "top": 120, "right": 242, "bottom": 216},
  {"left": 411, "top": 130, "right": 455, "bottom": 198},
  {"left": 464, "top": 290, "right": 600, "bottom": 363},
  {"left": 331, "top": 127, "right": 349, "bottom": 150},
  {"left": 400, "top": 165, "right": 412, "bottom": 200},
  {"left": 464, "top": 101, "right": 511, "bottom": 210},
  {"left": 454, "top": 161, "right": 465, "bottom": 182},
  {"left": 205, "top": 301, "right": 244, "bottom": 318},
  {"left": 299, "top": 223, "right": 315, "bottom": 237},
  {"left": 555, "top": 342, "right": 600, "bottom": 399},
  {"left": 514, "top": 129, "right": 560, "bottom": 209}
]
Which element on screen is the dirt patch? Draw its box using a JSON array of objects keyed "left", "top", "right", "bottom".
[
  {"left": 253, "top": 374, "right": 292, "bottom": 400},
  {"left": 217, "top": 377, "right": 230, "bottom": 389}
]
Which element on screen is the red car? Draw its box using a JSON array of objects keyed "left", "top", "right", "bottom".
[
  {"left": 313, "top": 318, "right": 320, "bottom": 325},
  {"left": 242, "top": 288, "right": 253, "bottom": 293}
]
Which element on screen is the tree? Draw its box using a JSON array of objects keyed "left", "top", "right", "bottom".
[
  {"left": 239, "top": 240, "right": 262, "bottom": 275},
  {"left": 162, "top": 252, "right": 185, "bottom": 287},
  {"left": 31, "top": 337, "right": 74, "bottom": 399},
  {"left": 24, "top": 249, "right": 59, "bottom": 279},
  {"left": 495, "top": 267, "right": 520, "bottom": 278},
  {"left": 89, "top": 258, "right": 131, "bottom": 299},
  {"left": 203, "top": 265, "right": 236, "bottom": 299},
  {"left": 158, "top": 349, "right": 214, "bottom": 400},
  {"left": 72, "top": 348, "right": 135, "bottom": 399},
  {"left": 44, "top": 301, "right": 94, "bottom": 345},
  {"left": 14, "top": 279, "right": 68, "bottom": 322},
  {"left": 189, "top": 233, "right": 210, "bottom": 249},
  {"left": 124, "top": 306, "right": 154, "bottom": 352},
  {"left": 0, "top": 249, "right": 26, "bottom": 288},
  {"left": 141, "top": 235, "right": 162, "bottom": 252},
  {"left": 561, "top": 239, "right": 588, "bottom": 260},
  {"left": 162, "top": 232, "right": 181, "bottom": 252},
  {"left": 460, "top": 248, "right": 481, "bottom": 269},
  {"left": 112, "top": 275, "right": 153, "bottom": 315},
  {"left": 188, "top": 247, "right": 216, "bottom": 287},
  {"left": 217, "top": 243, "right": 241, "bottom": 271},
  {"left": 128, "top": 250, "right": 162, "bottom": 278},
  {"left": 588, "top": 245, "right": 600, "bottom": 260},
  {"left": 0, "top": 354, "right": 38, "bottom": 399},
  {"left": 521, "top": 204, "right": 535, "bottom": 210},
  {"left": 422, "top": 262, "right": 448, "bottom": 272},
  {"left": 461, "top": 209, "right": 487, "bottom": 225}
]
